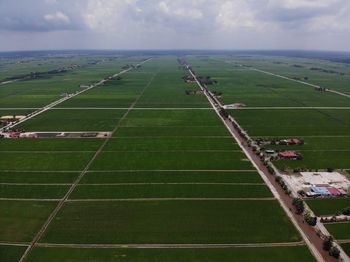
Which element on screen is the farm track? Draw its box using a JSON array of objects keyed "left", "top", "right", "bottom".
[
  {"left": 18, "top": 60, "right": 156, "bottom": 262},
  {"left": 34, "top": 241, "right": 306, "bottom": 249}
]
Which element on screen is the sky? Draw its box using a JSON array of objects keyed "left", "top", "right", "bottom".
[{"left": 0, "top": 0, "right": 350, "bottom": 52}]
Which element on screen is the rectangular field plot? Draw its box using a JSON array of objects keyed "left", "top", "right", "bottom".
[
  {"left": 104, "top": 137, "right": 239, "bottom": 151},
  {"left": 115, "top": 126, "right": 230, "bottom": 137},
  {"left": 0, "top": 172, "right": 79, "bottom": 184},
  {"left": 0, "top": 245, "right": 27, "bottom": 262},
  {"left": 26, "top": 246, "right": 315, "bottom": 262},
  {"left": 325, "top": 222, "right": 350, "bottom": 240},
  {"left": 57, "top": 71, "right": 155, "bottom": 108},
  {"left": 0, "top": 200, "right": 56, "bottom": 242},
  {"left": 190, "top": 65, "right": 350, "bottom": 108},
  {"left": 70, "top": 184, "right": 272, "bottom": 199},
  {"left": 81, "top": 171, "right": 263, "bottom": 184},
  {"left": 120, "top": 109, "right": 223, "bottom": 127},
  {"left": 0, "top": 185, "right": 69, "bottom": 199},
  {"left": 306, "top": 199, "right": 350, "bottom": 216},
  {"left": 0, "top": 139, "right": 103, "bottom": 152},
  {"left": 16, "top": 109, "right": 126, "bottom": 131},
  {"left": 275, "top": 150, "right": 350, "bottom": 170},
  {"left": 90, "top": 151, "right": 253, "bottom": 171},
  {"left": 0, "top": 152, "right": 93, "bottom": 171},
  {"left": 231, "top": 109, "right": 350, "bottom": 137},
  {"left": 40, "top": 200, "right": 300, "bottom": 244}
]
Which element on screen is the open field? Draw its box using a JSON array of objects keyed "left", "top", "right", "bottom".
[
  {"left": 80, "top": 171, "right": 264, "bottom": 184},
  {"left": 0, "top": 245, "right": 27, "bottom": 262},
  {"left": 0, "top": 55, "right": 327, "bottom": 261},
  {"left": 70, "top": 184, "right": 272, "bottom": 199},
  {"left": 306, "top": 199, "right": 350, "bottom": 216},
  {"left": 40, "top": 200, "right": 300, "bottom": 244},
  {"left": 0, "top": 200, "right": 56, "bottom": 242},
  {"left": 26, "top": 246, "right": 315, "bottom": 262},
  {"left": 325, "top": 223, "right": 350, "bottom": 240}
]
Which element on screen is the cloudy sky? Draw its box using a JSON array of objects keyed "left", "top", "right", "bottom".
[{"left": 0, "top": 0, "right": 349, "bottom": 51}]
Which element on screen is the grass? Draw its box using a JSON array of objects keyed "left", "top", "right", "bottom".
[
  {"left": 0, "top": 200, "right": 57, "bottom": 242},
  {"left": 0, "top": 139, "right": 103, "bottom": 152},
  {"left": 0, "top": 185, "right": 69, "bottom": 199},
  {"left": 81, "top": 171, "right": 263, "bottom": 184},
  {"left": 0, "top": 172, "right": 79, "bottom": 184},
  {"left": 26, "top": 246, "right": 315, "bottom": 262},
  {"left": 70, "top": 184, "right": 272, "bottom": 199},
  {"left": 0, "top": 245, "right": 26, "bottom": 262},
  {"left": 90, "top": 151, "right": 253, "bottom": 171},
  {"left": 325, "top": 222, "right": 350, "bottom": 240},
  {"left": 341, "top": 243, "right": 350, "bottom": 258},
  {"left": 104, "top": 137, "right": 239, "bottom": 151},
  {"left": 40, "top": 200, "right": 300, "bottom": 244},
  {"left": 231, "top": 109, "right": 350, "bottom": 137},
  {"left": 0, "top": 152, "right": 93, "bottom": 171},
  {"left": 115, "top": 126, "right": 230, "bottom": 137},
  {"left": 17, "top": 109, "right": 127, "bottom": 131},
  {"left": 307, "top": 198, "right": 350, "bottom": 216}
]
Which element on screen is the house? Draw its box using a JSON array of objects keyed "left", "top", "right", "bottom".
[
  {"left": 278, "top": 151, "right": 301, "bottom": 160},
  {"left": 287, "top": 138, "right": 304, "bottom": 145}
]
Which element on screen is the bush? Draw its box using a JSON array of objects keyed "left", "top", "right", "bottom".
[
  {"left": 342, "top": 207, "right": 350, "bottom": 215},
  {"left": 329, "top": 246, "right": 340, "bottom": 259},
  {"left": 292, "top": 198, "right": 305, "bottom": 214},
  {"left": 323, "top": 236, "right": 333, "bottom": 251},
  {"left": 304, "top": 212, "right": 317, "bottom": 226}
]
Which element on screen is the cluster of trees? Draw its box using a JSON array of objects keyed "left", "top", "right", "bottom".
[
  {"left": 310, "top": 67, "right": 345, "bottom": 76},
  {"left": 275, "top": 176, "right": 291, "bottom": 196},
  {"left": 304, "top": 211, "right": 317, "bottom": 226},
  {"left": 323, "top": 236, "right": 341, "bottom": 259},
  {"left": 198, "top": 76, "right": 218, "bottom": 85},
  {"left": 292, "top": 198, "right": 305, "bottom": 214}
]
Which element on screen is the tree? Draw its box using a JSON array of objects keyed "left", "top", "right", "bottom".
[
  {"left": 292, "top": 198, "right": 305, "bottom": 214},
  {"left": 304, "top": 211, "right": 317, "bottom": 226},
  {"left": 323, "top": 236, "right": 333, "bottom": 251},
  {"left": 342, "top": 207, "right": 350, "bottom": 215},
  {"left": 329, "top": 246, "right": 340, "bottom": 259}
]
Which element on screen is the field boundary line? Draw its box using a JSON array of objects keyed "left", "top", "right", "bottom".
[
  {"left": 18, "top": 59, "right": 155, "bottom": 262},
  {"left": 67, "top": 198, "right": 276, "bottom": 202},
  {"left": 35, "top": 241, "right": 306, "bottom": 249}
]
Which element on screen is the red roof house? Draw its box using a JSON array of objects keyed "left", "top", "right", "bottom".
[{"left": 278, "top": 151, "right": 299, "bottom": 159}]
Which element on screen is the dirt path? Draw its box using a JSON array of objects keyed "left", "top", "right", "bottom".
[
  {"left": 35, "top": 241, "right": 306, "bottom": 249},
  {"left": 188, "top": 66, "right": 336, "bottom": 262},
  {"left": 18, "top": 62, "right": 156, "bottom": 262}
]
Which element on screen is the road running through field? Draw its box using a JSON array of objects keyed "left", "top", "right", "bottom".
[
  {"left": 252, "top": 68, "right": 350, "bottom": 98},
  {"left": 188, "top": 65, "right": 329, "bottom": 262},
  {"left": 0, "top": 58, "right": 152, "bottom": 133}
]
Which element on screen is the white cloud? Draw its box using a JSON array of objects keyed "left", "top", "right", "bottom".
[
  {"left": 216, "top": 1, "right": 260, "bottom": 30},
  {"left": 44, "top": 11, "right": 70, "bottom": 24}
]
